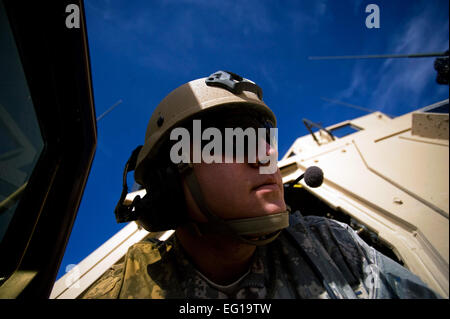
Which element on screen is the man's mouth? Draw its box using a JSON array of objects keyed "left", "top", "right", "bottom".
[
  {"left": 252, "top": 177, "right": 279, "bottom": 191},
  {"left": 253, "top": 183, "right": 278, "bottom": 191}
]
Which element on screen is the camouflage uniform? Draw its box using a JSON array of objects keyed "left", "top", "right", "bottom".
[{"left": 81, "top": 212, "right": 441, "bottom": 299}]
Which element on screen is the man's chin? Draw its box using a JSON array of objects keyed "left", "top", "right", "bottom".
[{"left": 257, "top": 201, "right": 287, "bottom": 216}]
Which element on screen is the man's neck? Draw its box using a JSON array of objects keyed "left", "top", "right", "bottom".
[{"left": 176, "top": 226, "right": 256, "bottom": 285}]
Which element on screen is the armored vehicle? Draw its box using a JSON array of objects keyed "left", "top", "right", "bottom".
[{"left": 50, "top": 99, "right": 449, "bottom": 299}]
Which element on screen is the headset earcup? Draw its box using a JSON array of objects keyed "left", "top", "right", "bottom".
[{"left": 136, "top": 165, "right": 187, "bottom": 232}]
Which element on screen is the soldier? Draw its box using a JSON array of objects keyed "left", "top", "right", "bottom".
[{"left": 82, "top": 71, "right": 441, "bottom": 299}]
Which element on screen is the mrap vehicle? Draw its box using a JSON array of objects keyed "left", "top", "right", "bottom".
[
  {"left": 49, "top": 98, "right": 449, "bottom": 299},
  {"left": 0, "top": 0, "right": 448, "bottom": 299}
]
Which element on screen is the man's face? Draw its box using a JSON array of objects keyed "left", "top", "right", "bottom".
[{"left": 182, "top": 144, "right": 286, "bottom": 222}]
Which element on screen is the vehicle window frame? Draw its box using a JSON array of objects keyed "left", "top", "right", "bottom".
[{"left": 0, "top": 0, "right": 97, "bottom": 298}]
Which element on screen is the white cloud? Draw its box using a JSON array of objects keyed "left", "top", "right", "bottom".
[
  {"left": 315, "top": 1, "right": 327, "bottom": 16},
  {"left": 161, "top": 0, "right": 278, "bottom": 34},
  {"left": 337, "top": 4, "right": 449, "bottom": 114},
  {"left": 353, "top": 0, "right": 364, "bottom": 15},
  {"left": 336, "top": 63, "right": 368, "bottom": 100}
]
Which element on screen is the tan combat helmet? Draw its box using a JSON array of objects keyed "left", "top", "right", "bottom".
[
  {"left": 134, "top": 70, "right": 276, "bottom": 183},
  {"left": 132, "top": 71, "right": 289, "bottom": 245}
]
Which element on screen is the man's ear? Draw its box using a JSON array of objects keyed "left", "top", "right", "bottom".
[
  {"left": 140, "top": 165, "right": 189, "bottom": 231},
  {"left": 180, "top": 169, "right": 208, "bottom": 223}
]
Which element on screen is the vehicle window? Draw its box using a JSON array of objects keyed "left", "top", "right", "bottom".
[
  {"left": 424, "top": 102, "right": 449, "bottom": 114},
  {"left": 0, "top": 1, "right": 44, "bottom": 243},
  {"left": 330, "top": 124, "right": 362, "bottom": 138}
]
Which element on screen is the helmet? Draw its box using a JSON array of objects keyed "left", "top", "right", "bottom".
[
  {"left": 134, "top": 70, "right": 276, "bottom": 185},
  {"left": 116, "top": 71, "right": 289, "bottom": 245}
]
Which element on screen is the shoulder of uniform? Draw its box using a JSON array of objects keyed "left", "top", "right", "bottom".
[
  {"left": 289, "top": 213, "right": 351, "bottom": 233},
  {"left": 304, "top": 215, "right": 351, "bottom": 231},
  {"left": 286, "top": 213, "right": 360, "bottom": 251},
  {"left": 80, "top": 262, "right": 125, "bottom": 299},
  {"left": 126, "top": 236, "right": 174, "bottom": 265}
]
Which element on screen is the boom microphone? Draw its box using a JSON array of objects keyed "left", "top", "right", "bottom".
[
  {"left": 303, "top": 166, "right": 324, "bottom": 188},
  {"left": 285, "top": 166, "right": 324, "bottom": 188}
]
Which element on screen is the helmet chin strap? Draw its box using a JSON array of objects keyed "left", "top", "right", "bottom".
[{"left": 178, "top": 163, "right": 290, "bottom": 246}]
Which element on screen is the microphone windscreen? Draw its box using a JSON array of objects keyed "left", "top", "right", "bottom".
[{"left": 304, "top": 166, "right": 324, "bottom": 188}]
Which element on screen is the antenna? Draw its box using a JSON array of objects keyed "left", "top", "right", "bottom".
[
  {"left": 96, "top": 99, "right": 123, "bottom": 122},
  {"left": 321, "top": 97, "right": 378, "bottom": 114},
  {"left": 320, "top": 97, "right": 395, "bottom": 118},
  {"left": 308, "top": 51, "right": 449, "bottom": 60},
  {"left": 308, "top": 50, "right": 449, "bottom": 85}
]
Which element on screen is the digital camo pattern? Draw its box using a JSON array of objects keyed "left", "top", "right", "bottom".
[{"left": 81, "top": 214, "right": 441, "bottom": 299}]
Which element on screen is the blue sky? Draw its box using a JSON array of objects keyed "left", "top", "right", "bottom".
[{"left": 56, "top": 0, "right": 449, "bottom": 280}]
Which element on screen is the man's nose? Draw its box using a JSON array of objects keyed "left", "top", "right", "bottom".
[{"left": 248, "top": 140, "right": 277, "bottom": 168}]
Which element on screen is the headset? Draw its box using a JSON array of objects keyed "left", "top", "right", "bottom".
[{"left": 114, "top": 145, "right": 188, "bottom": 232}]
